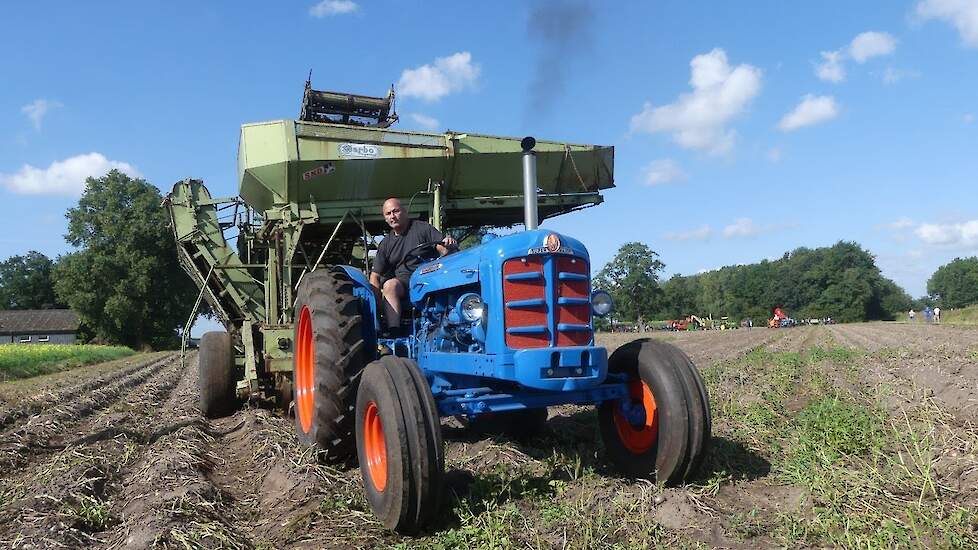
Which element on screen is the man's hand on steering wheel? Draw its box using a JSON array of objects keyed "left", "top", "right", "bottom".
[
  {"left": 396, "top": 237, "right": 458, "bottom": 271},
  {"left": 397, "top": 241, "right": 441, "bottom": 271}
]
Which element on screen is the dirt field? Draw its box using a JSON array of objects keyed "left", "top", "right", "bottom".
[{"left": 1, "top": 324, "right": 975, "bottom": 548}]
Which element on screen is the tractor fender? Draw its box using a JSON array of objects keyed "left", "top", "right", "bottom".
[{"left": 334, "top": 265, "right": 380, "bottom": 355}]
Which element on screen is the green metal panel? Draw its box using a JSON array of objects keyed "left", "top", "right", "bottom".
[
  {"left": 238, "top": 120, "right": 614, "bottom": 226},
  {"left": 166, "top": 180, "right": 267, "bottom": 325}
]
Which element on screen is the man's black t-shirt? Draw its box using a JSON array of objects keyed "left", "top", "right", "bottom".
[{"left": 372, "top": 219, "right": 443, "bottom": 283}]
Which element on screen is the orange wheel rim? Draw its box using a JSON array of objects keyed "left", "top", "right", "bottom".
[
  {"left": 612, "top": 379, "right": 658, "bottom": 454},
  {"left": 295, "top": 306, "right": 315, "bottom": 433},
  {"left": 363, "top": 401, "right": 387, "bottom": 491}
]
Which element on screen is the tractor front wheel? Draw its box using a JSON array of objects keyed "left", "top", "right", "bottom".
[
  {"left": 198, "top": 331, "right": 237, "bottom": 418},
  {"left": 598, "top": 338, "right": 711, "bottom": 484},
  {"left": 355, "top": 355, "right": 444, "bottom": 533}
]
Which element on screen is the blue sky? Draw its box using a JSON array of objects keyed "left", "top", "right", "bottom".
[{"left": 2, "top": 1, "right": 977, "bottom": 330}]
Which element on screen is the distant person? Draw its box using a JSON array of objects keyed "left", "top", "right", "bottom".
[
  {"left": 908, "top": 309, "right": 916, "bottom": 322},
  {"left": 934, "top": 306, "right": 941, "bottom": 323},
  {"left": 923, "top": 306, "right": 933, "bottom": 323},
  {"left": 748, "top": 318, "right": 753, "bottom": 331}
]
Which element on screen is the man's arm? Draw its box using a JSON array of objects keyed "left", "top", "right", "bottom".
[
  {"left": 428, "top": 225, "right": 457, "bottom": 256},
  {"left": 370, "top": 242, "right": 389, "bottom": 290},
  {"left": 369, "top": 271, "right": 382, "bottom": 289}
]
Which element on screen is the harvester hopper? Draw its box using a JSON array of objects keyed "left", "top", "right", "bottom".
[{"left": 237, "top": 117, "right": 615, "bottom": 231}]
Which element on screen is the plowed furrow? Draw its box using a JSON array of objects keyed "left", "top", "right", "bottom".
[
  {"left": 678, "top": 329, "right": 783, "bottom": 365},
  {"left": 765, "top": 326, "right": 824, "bottom": 353},
  {"left": 0, "top": 353, "right": 176, "bottom": 432},
  {"left": 0, "top": 354, "right": 193, "bottom": 548},
  {"left": 97, "top": 356, "right": 255, "bottom": 550},
  {"left": 828, "top": 324, "right": 879, "bottom": 351},
  {"left": 0, "top": 354, "right": 182, "bottom": 471}
]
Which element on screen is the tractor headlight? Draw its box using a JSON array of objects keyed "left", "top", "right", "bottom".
[
  {"left": 457, "top": 293, "right": 485, "bottom": 323},
  {"left": 591, "top": 290, "right": 613, "bottom": 317}
]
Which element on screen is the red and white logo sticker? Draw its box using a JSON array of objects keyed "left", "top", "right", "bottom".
[{"left": 302, "top": 163, "right": 335, "bottom": 181}]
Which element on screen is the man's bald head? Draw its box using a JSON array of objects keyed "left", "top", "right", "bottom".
[
  {"left": 382, "top": 197, "right": 406, "bottom": 233},
  {"left": 382, "top": 197, "right": 401, "bottom": 213}
]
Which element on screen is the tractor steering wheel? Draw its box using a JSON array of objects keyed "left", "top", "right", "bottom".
[{"left": 396, "top": 241, "right": 443, "bottom": 272}]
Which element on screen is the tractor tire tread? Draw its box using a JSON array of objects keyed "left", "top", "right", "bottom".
[
  {"left": 199, "top": 331, "right": 236, "bottom": 418},
  {"left": 293, "top": 269, "right": 366, "bottom": 462}
]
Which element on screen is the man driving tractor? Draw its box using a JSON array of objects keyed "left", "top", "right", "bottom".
[{"left": 369, "top": 197, "right": 457, "bottom": 333}]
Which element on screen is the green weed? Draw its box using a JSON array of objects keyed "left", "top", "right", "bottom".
[{"left": 66, "top": 494, "right": 112, "bottom": 532}]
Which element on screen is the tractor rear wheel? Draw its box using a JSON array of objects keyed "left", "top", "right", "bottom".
[
  {"left": 293, "top": 268, "right": 366, "bottom": 462},
  {"left": 356, "top": 355, "right": 444, "bottom": 533},
  {"left": 198, "top": 331, "right": 236, "bottom": 418},
  {"left": 598, "top": 338, "right": 711, "bottom": 484}
]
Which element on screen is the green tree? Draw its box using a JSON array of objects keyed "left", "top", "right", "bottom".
[
  {"left": 911, "top": 295, "right": 936, "bottom": 311},
  {"left": 594, "top": 242, "right": 665, "bottom": 326},
  {"left": 0, "top": 251, "right": 61, "bottom": 309},
  {"left": 927, "top": 257, "right": 978, "bottom": 308},
  {"left": 654, "top": 241, "right": 908, "bottom": 323},
  {"left": 659, "top": 274, "right": 698, "bottom": 319},
  {"left": 877, "top": 278, "right": 912, "bottom": 320},
  {"left": 54, "top": 170, "right": 199, "bottom": 349}
]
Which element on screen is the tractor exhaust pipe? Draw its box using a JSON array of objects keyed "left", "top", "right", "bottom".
[{"left": 521, "top": 136, "right": 538, "bottom": 230}]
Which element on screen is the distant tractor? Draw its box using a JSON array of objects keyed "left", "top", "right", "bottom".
[
  {"left": 768, "top": 306, "right": 794, "bottom": 328},
  {"left": 166, "top": 82, "right": 712, "bottom": 532}
]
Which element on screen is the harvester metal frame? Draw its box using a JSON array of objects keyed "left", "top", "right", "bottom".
[{"left": 166, "top": 157, "right": 607, "bottom": 398}]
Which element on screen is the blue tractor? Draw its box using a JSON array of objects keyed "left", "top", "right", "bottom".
[
  {"left": 290, "top": 139, "right": 711, "bottom": 532},
  {"left": 168, "top": 85, "right": 711, "bottom": 533}
]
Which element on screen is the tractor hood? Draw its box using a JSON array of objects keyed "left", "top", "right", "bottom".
[{"left": 409, "top": 229, "right": 590, "bottom": 304}]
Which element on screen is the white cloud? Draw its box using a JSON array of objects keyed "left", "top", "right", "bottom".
[
  {"left": 816, "top": 50, "right": 846, "bottom": 82},
  {"left": 641, "top": 159, "right": 687, "bottom": 186},
  {"left": 917, "top": 0, "right": 978, "bottom": 48},
  {"left": 630, "top": 48, "right": 762, "bottom": 155},
  {"left": 722, "top": 217, "right": 761, "bottom": 238},
  {"left": 0, "top": 153, "right": 140, "bottom": 196},
  {"left": 915, "top": 220, "right": 978, "bottom": 246},
  {"left": 778, "top": 94, "right": 838, "bottom": 131},
  {"left": 21, "top": 99, "right": 62, "bottom": 131},
  {"left": 881, "top": 67, "right": 920, "bottom": 84},
  {"left": 397, "top": 52, "right": 480, "bottom": 102},
  {"left": 886, "top": 217, "right": 916, "bottom": 230},
  {"left": 767, "top": 147, "right": 782, "bottom": 162},
  {"left": 408, "top": 113, "right": 440, "bottom": 130},
  {"left": 849, "top": 31, "right": 897, "bottom": 62},
  {"left": 309, "top": 0, "right": 358, "bottom": 17},
  {"left": 815, "top": 31, "right": 896, "bottom": 82},
  {"left": 665, "top": 225, "right": 713, "bottom": 241}
]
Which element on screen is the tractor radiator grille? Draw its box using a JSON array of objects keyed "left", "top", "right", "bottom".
[{"left": 502, "top": 255, "right": 591, "bottom": 349}]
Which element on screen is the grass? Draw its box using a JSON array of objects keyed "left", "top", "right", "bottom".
[
  {"left": 705, "top": 344, "right": 978, "bottom": 548},
  {"left": 941, "top": 304, "right": 978, "bottom": 325},
  {"left": 67, "top": 493, "right": 113, "bottom": 532},
  {"left": 404, "top": 468, "right": 695, "bottom": 550},
  {"left": 0, "top": 343, "right": 134, "bottom": 381}
]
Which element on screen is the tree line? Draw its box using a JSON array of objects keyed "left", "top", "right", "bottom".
[{"left": 596, "top": 242, "right": 978, "bottom": 324}]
